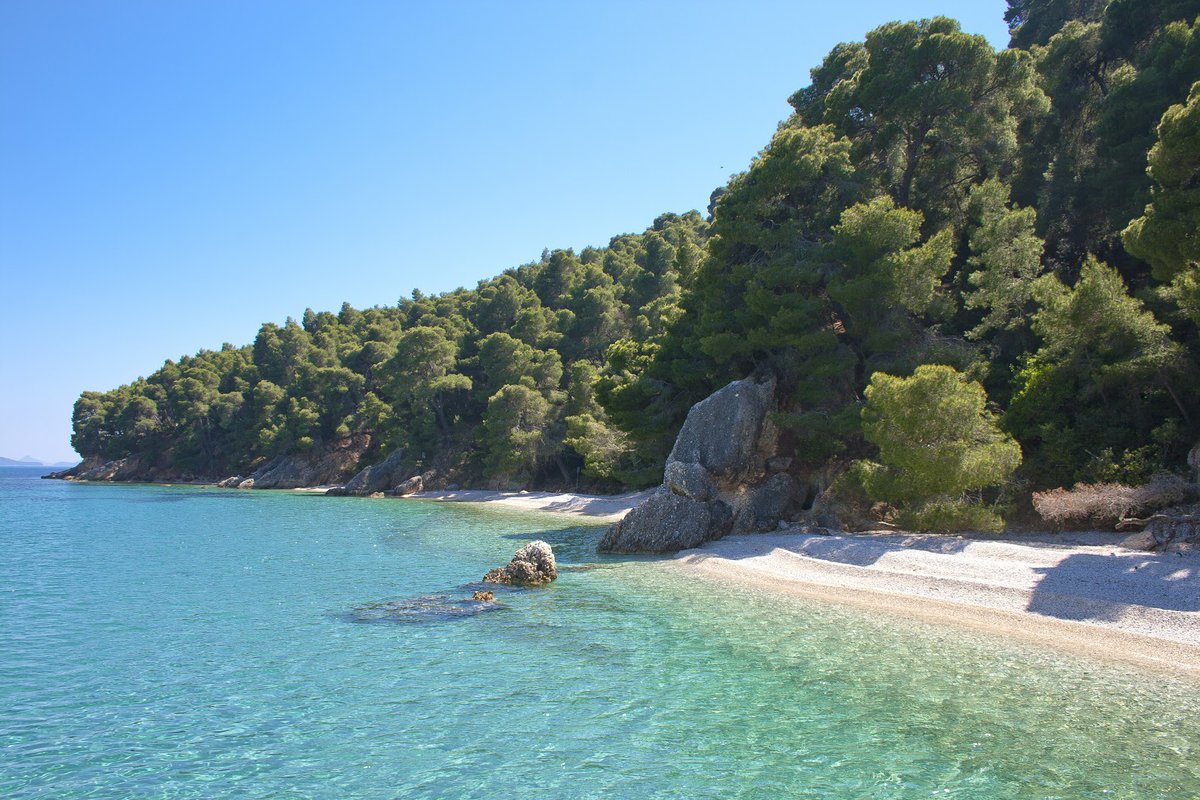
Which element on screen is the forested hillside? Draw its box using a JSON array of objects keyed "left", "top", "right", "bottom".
[
  {"left": 70, "top": 1, "right": 1200, "bottom": 527},
  {"left": 71, "top": 211, "right": 706, "bottom": 489}
]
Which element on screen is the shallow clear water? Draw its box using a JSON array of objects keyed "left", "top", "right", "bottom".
[{"left": 2, "top": 467, "right": 1197, "bottom": 799}]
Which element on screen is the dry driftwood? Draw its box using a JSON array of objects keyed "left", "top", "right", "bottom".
[{"left": 1115, "top": 513, "right": 1200, "bottom": 532}]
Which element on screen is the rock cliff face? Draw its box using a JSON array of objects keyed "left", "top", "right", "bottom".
[
  {"left": 237, "top": 436, "right": 369, "bottom": 490},
  {"left": 46, "top": 453, "right": 198, "bottom": 483},
  {"left": 328, "top": 448, "right": 409, "bottom": 496},
  {"left": 598, "top": 375, "right": 800, "bottom": 554},
  {"left": 50, "top": 435, "right": 373, "bottom": 489}
]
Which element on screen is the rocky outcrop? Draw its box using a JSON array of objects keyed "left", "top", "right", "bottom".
[
  {"left": 45, "top": 453, "right": 196, "bottom": 483},
  {"left": 49, "top": 435, "right": 371, "bottom": 489},
  {"left": 599, "top": 375, "right": 800, "bottom": 554},
  {"left": 733, "top": 473, "right": 798, "bottom": 533},
  {"left": 483, "top": 541, "right": 558, "bottom": 586},
  {"left": 666, "top": 375, "right": 776, "bottom": 483},
  {"left": 242, "top": 435, "right": 369, "bottom": 490},
  {"left": 394, "top": 474, "right": 425, "bottom": 496},
  {"left": 599, "top": 488, "right": 732, "bottom": 553},
  {"left": 1120, "top": 502, "right": 1200, "bottom": 552},
  {"left": 334, "top": 448, "right": 408, "bottom": 496}
]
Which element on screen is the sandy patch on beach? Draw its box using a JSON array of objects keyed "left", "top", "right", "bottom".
[
  {"left": 673, "top": 531, "right": 1200, "bottom": 676},
  {"left": 410, "top": 489, "right": 651, "bottom": 521}
]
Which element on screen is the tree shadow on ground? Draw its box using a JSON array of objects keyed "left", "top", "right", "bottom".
[
  {"left": 1026, "top": 553, "right": 1198, "bottom": 621},
  {"left": 683, "top": 532, "right": 973, "bottom": 569}
]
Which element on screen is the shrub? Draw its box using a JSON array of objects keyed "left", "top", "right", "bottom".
[
  {"left": 854, "top": 365, "right": 1022, "bottom": 532},
  {"left": 1032, "top": 473, "right": 1196, "bottom": 529},
  {"left": 896, "top": 498, "right": 1005, "bottom": 534},
  {"left": 861, "top": 365, "right": 1022, "bottom": 502}
]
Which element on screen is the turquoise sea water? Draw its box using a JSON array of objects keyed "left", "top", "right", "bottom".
[{"left": 2, "top": 467, "right": 1198, "bottom": 799}]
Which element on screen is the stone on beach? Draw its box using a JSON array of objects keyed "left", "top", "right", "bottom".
[
  {"left": 600, "top": 374, "right": 799, "bottom": 554},
  {"left": 394, "top": 475, "right": 424, "bottom": 496},
  {"left": 483, "top": 540, "right": 557, "bottom": 586},
  {"left": 599, "top": 488, "right": 731, "bottom": 553},
  {"left": 335, "top": 448, "right": 409, "bottom": 496}
]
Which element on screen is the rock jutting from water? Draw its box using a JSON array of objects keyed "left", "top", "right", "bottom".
[{"left": 483, "top": 541, "right": 557, "bottom": 586}]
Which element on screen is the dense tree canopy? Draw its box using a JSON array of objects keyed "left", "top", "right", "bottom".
[{"left": 73, "top": 3, "right": 1200, "bottom": 527}]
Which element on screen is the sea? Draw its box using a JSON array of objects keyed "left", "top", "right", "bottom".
[{"left": 2, "top": 465, "right": 1198, "bottom": 799}]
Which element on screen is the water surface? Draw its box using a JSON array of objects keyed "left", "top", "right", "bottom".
[{"left": 2, "top": 468, "right": 1197, "bottom": 798}]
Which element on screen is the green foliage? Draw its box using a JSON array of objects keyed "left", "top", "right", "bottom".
[
  {"left": 895, "top": 498, "right": 1006, "bottom": 534},
  {"left": 1123, "top": 81, "right": 1200, "bottom": 280},
  {"left": 794, "top": 17, "right": 1045, "bottom": 229},
  {"left": 860, "top": 365, "right": 1022, "bottom": 502},
  {"left": 1005, "top": 0, "right": 1107, "bottom": 49},
  {"left": 963, "top": 180, "right": 1045, "bottom": 339},
  {"left": 1005, "top": 258, "right": 1190, "bottom": 486},
  {"left": 481, "top": 384, "right": 552, "bottom": 484},
  {"left": 68, "top": 5, "right": 1200, "bottom": 507},
  {"left": 1022, "top": 5, "right": 1200, "bottom": 275},
  {"left": 70, "top": 215, "right": 704, "bottom": 486}
]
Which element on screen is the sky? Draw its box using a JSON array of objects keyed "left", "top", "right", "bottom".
[{"left": 0, "top": 0, "right": 1009, "bottom": 463}]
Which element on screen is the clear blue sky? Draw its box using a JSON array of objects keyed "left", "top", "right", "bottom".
[{"left": 0, "top": 0, "right": 1009, "bottom": 463}]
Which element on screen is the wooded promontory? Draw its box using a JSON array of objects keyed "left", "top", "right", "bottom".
[{"left": 63, "top": 2, "right": 1200, "bottom": 531}]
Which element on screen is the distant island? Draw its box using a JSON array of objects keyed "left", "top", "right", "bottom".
[{"left": 2, "top": 456, "right": 77, "bottom": 467}]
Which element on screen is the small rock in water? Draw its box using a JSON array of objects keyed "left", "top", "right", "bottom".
[
  {"left": 472, "top": 590, "right": 494, "bottom": 602},
  {"left": 483, "top": 540, "right": 557, "bottom": 586}
]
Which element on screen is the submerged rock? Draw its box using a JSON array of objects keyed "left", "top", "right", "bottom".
[
  {"left": 472, "top": 590, "right": 495, "bottom": 602},
  {"left": 344, "top": 593, "right": 501, "bottom": 624},
  {"left": 483, "top": 540, "right": 558, "bottom": 586}
]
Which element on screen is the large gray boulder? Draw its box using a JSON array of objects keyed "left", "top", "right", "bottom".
[
  {"left": 668, "top": 375, "right": 775, "bottom": 481},
  {"left": 393, "top": 474, "right": 424, "bottom": 496},
  {"left": 339, "top": 449, "right": 408, "bottom": 497},
  {"left": 599, "top": 488, "right": 733, "bottom": 553},
  {"left": 599, "top": 374, "right": 798, "bottom": 554},
  {"left": 483, "top": 541, "right": 558, "bottom": 586},
  {"left": 663, "top": 460, "right": 715, "bottom": 501},
  {"left": 733, "top": 473, "right": 798, "bottom": 533}
]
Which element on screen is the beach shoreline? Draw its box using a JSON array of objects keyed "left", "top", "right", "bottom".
[
  {"left": 407, "top": 487, "right": 1200, "bottom": 675},
  {"left": 670, "top": 530, "right": 1200, "bottom": 677},
  {"left": 53, "top": 477, "right": 1200, "bottom": 674},
  {"left": 406, "top": 488, "right": 653, "bottom": 521}
]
